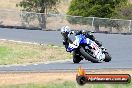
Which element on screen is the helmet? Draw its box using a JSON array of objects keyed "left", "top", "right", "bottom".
[
  {"left": 61, "top": 26, "right": 71, "bottom": 34},
  {"left": 82, "top": 30, "right": 86, "bottom": 34}
]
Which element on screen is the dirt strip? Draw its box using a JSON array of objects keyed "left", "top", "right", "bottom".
[{"left": 0, "top": 70, "right": 132, "bottom": 86}]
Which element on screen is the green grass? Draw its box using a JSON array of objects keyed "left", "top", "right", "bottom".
[
  {"left": 0, "top": 46, "right": 11, "bottom": 58},
  {"left": 0, "top": 41, "right": 72, "bottom": 65},
  {"left": 1, "top": 81, "right": 132, "bottom": 88}
]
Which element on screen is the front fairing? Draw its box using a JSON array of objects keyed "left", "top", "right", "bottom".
[
  {"left": 67, "top": 34, "right": 87, "bottom": 52},
  {"left": 76, "top": 34, "right": 87, "bottom": 44}
]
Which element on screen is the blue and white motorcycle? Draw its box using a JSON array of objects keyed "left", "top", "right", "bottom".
[{"left": 66, "top": 33, "right": 111, "bottom": 63}]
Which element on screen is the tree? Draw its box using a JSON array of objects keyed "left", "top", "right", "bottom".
[
  {"left": 114, "top": 4, "right": 132, "bottom": 20},
  {"left": 67, "top": 0, "right": 128, "bottom": 32},
  {"left": 17, "top": 0, "right": 60, "bottom": 30},
  {"left": 68, "top": 0, "right": 128, "bottom": 17}
]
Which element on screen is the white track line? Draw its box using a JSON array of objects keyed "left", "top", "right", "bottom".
[
  {"left": 0, "top": 39, "right": 64, "bottom": 48},
  {"left": 0, "top": 39, "right": 40, "bottom": 45},
  {"left": 0, "top": 59, "right": 71, "bottom": 67}
]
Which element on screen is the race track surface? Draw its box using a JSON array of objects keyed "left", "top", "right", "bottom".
[{"left": 0, "top": 28, "right": 132, "bottom": 71}]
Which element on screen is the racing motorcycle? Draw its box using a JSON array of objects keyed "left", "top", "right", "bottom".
[{"left": 64, "top": 33, "right": 111, "bottom": 63}]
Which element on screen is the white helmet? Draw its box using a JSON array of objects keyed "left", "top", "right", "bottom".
[{"left": 61, "top": 26, "right": 71, "bottom": 33}]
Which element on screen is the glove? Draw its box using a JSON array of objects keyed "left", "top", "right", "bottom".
[{"left": 62, "top": 40, "right": 68, "bottom": 45}]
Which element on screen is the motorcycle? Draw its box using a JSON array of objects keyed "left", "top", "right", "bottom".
[{"left": 64, "top": 33, "right": 111, "bottom": 63}]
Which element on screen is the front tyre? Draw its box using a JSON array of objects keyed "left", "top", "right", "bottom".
[
  {"left": 104, "top": 52, "right": 111, "bottom": 62},
  {"left": 73, "top": 51, "right": 82, "bottom": 63},
  {"left": 79, "top": 47, "right": 100, "bottom": 63}
]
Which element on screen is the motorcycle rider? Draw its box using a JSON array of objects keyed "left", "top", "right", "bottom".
[{"left": 61, "top": 26, "right": 102, "bottom": 51}]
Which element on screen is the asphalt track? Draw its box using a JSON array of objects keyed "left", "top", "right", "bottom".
[{"left": 0, "top": 28, "right": 132, "bottom": 71}]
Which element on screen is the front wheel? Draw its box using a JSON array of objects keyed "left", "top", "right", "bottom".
[
  {"left": 73, "top": 51, "right": 82, "bottom": 63},
  {"left": 104, "top": 52, "right": 111, "bottom": 62},
  {"left": 79, "top": 47, "right": 100, "bottom": 63}
]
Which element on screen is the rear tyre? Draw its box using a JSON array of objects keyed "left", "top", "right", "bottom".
[
  {"left": 104, "top": 52, "right": 111, "bottom": 62},
  {"left": 73, "top": 51, "right": 82, "bottom": 63},
  {"left": 79, "top": 47, "right": 100, "bottom": 63}
]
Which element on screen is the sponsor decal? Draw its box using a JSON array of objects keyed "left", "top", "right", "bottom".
[{"left": 76, "top": 66, "right": 131, "bottom": 85}]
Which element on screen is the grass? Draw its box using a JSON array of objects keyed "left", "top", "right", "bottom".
[
  {"left": 1, "top": 81, "right": 132, "bottom": 88},
  {"left": 0, "top": 40, "right": 72, "bottom": 65}
]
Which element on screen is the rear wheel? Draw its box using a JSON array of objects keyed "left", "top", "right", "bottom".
[
  {"left": 104, "top": 52, "right": 111, "bottom": 62},
  {"left": 73, "top": 51, "right": 82, "bottom": 63},
  {"left": 79, "top": 47, "right": 100, "bottom": 63}
]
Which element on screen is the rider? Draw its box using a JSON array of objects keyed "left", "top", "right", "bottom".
[{"left": 61, "top": 26, "right": 102, "bottom": 51}]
